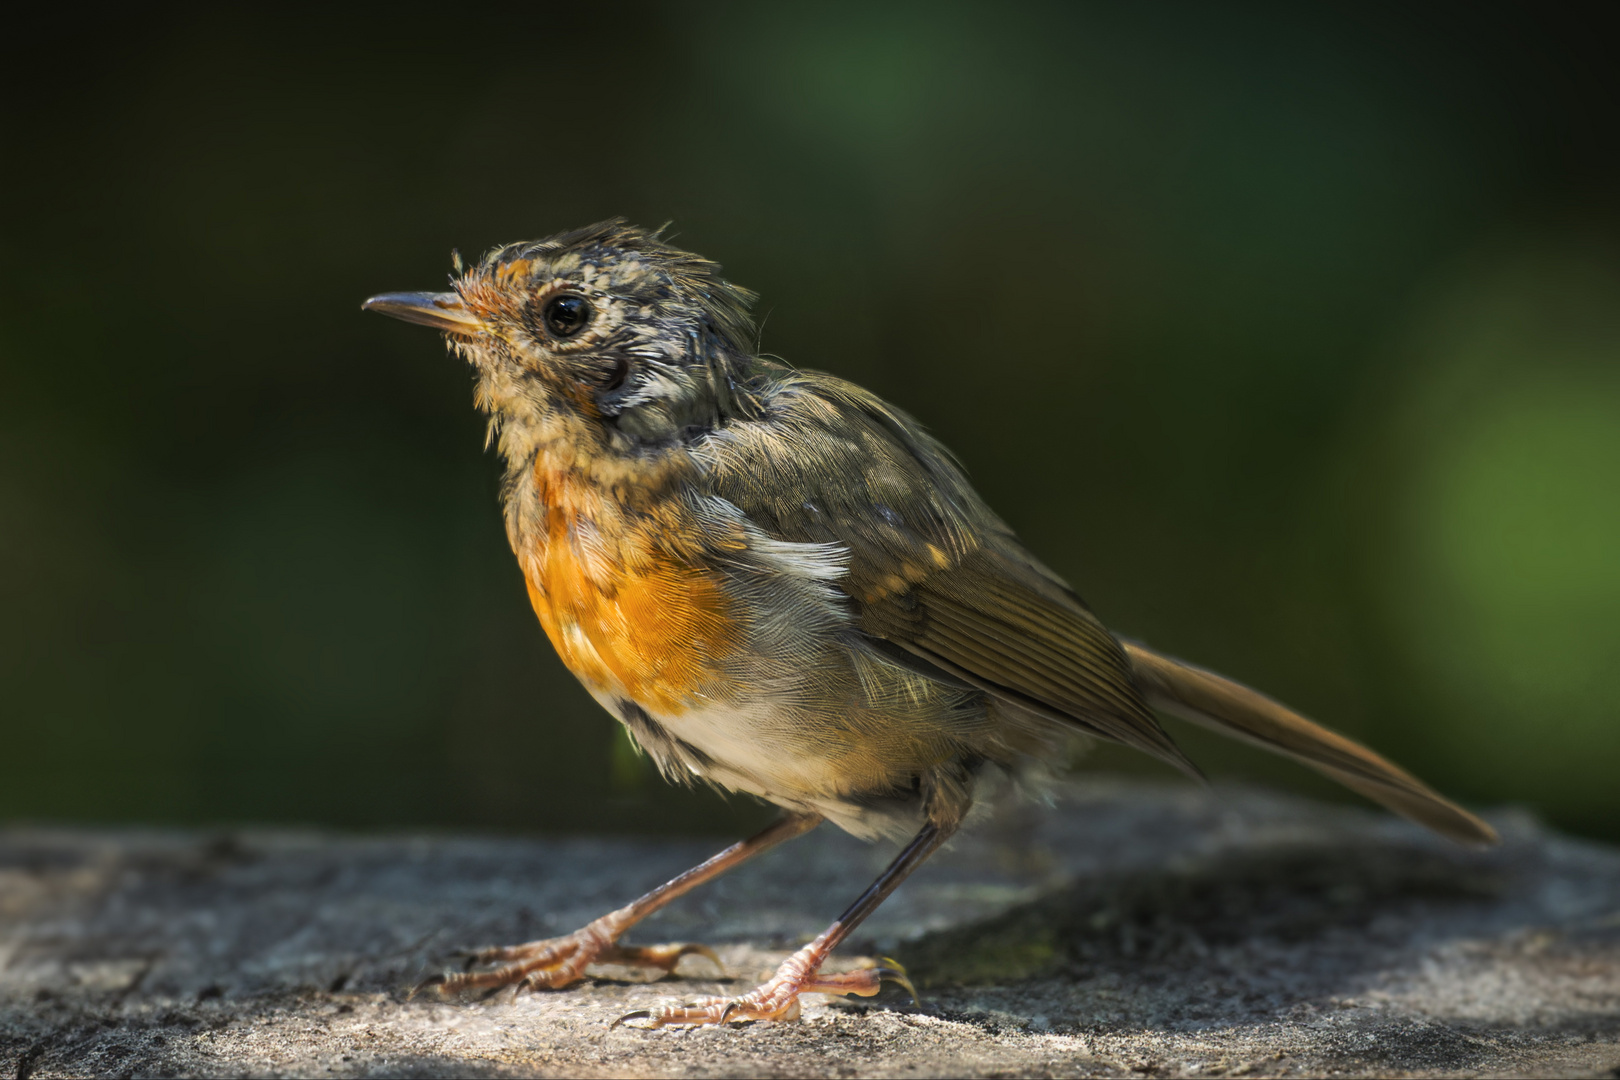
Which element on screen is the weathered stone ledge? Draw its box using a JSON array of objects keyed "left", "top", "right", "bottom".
[{"left": 2, "top": 780, "right": 1617, "bottom": 1078}]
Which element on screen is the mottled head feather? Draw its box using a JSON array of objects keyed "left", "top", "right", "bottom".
[
  {"left": 451, "top": 220, "right": 765, "bottom": 450},
  {"left": 470, "top": 218, "right": 759, "bottom": 358}
]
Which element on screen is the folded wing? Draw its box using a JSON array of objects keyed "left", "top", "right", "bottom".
[{"left": 700, "top": 365, "right": 1495, "bottom": 845}]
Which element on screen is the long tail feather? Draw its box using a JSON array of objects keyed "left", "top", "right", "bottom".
[{"left": 1123, "top": 641, "right": 1498, "bottom": 847}]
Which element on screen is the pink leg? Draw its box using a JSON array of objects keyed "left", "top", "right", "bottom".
[
  {"left": 617, "top": 820, "right": 952, "bottom": 1026},
  {"left": 416, "top": 812, "right": 821, "bottom": 998}
]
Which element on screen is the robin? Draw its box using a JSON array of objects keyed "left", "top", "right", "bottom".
[{"left": 363, "top": 219, "right": 1496, "bottom": 1028}]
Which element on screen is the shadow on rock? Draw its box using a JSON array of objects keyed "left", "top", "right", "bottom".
[{"left": 900, "top": 838, "right": 1507, "bottom": 989}]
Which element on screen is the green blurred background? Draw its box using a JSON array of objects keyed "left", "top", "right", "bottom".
[{"left": 3, "top": 3, "right": 1616, "bottom": 841}]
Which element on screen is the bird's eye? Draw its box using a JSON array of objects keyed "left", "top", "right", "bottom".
[{"left": 542, "top": 294, "right": 593, "bottom": 339}]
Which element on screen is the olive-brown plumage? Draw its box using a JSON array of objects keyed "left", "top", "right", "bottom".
[{"left": 364, "top": 219, "right": 1495, "bottom": 1027}]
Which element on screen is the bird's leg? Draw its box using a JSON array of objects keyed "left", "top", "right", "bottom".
[
  {"left": 618, "top": 819, "right": 954, "bottom": 1027},
  {"left": 416, "top": 812, "right": 821, "bottom": 999}
]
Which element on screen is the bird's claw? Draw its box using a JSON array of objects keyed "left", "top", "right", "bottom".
[
  {"left": 612, "top": 949, "right": 916, "bottom": 1028},
  {"left": 412, "top": 914, "right": 720, "bottom": 1002},
  {"left": 867, "top": 956, "right": 920, "bottom": 1007}
]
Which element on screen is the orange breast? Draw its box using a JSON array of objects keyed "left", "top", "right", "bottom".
[{"left": 521, "top": 491, "right": 736, "bottom": 716}]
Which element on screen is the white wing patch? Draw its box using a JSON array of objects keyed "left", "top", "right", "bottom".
[
  {"left": 747, "top": 533, "right": 848, "bottom": 581},
  {"left": 698, "top": 494, "right": 849, "bottom": 581}
]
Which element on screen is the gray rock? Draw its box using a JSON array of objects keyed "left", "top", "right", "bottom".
[{"left": 2, "top": 780, "right": 1617, "bottom": 1078}]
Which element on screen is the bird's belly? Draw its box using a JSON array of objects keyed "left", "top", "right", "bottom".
[
  {"left": 603, "top": 647, "right": 985, "bottom": 833},
  {"left": 612, "top": 693, "right": 932, "bottom": 839},
  {"left": 606, "top": 692, "right": 851, "bottom": 798}
]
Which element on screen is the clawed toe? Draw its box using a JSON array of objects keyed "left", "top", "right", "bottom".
[
  {"left": 611, "top": 1008, "right": 652, "bottom": 1029},
  {"left": 856, "top": 957, "right": 919, "bottom": 1007},
  {"left": 613, "top": 952, "right": 917, "bottom": 1028},
  {"left": 413, "top": 928, "right": 723, "bottom": 1003},
  {"left": 411, "top": 962, "right": 555, "bottom": 1001},
  {"left": 408, "top": 972, "right": 446, "bottom": 1002},
  {"left": 614, "top": 996, "right": 792, "bottom": 1028}
]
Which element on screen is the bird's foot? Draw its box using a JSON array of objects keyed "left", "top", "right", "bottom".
[
  {"left": 414, "top": 908, "right": 721, "bottom": 1000},
  {"left": 615, "top": 938, "right": 915, "bottom": 1027}
]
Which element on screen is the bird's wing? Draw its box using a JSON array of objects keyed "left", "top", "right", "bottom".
[{"left": 696, "top": 367, "right": 1197, "bottom": 775}]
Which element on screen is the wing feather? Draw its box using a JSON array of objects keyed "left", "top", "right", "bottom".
[
  {"left": 698, "top": 367, "right": 1197, "bottom": 776},
  {"left": 697, "top": 365, "right": 1494, "bottom": 846}
]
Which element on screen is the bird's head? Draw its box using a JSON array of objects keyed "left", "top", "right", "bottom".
[{"left": 364, "top": 220, "right": 759, "bottom": 454}]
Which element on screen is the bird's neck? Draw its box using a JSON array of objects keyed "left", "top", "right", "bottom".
[{"left": 494, "top": 401, "right": 700, "bottom": 574}]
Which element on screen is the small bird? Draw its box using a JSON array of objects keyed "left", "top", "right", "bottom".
[{"left": 364, "top": 220, "right": 1496, "bottom": 1027}]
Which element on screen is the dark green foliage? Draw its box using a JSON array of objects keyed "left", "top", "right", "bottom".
[{"left": 1, "top": 3, "right": 1616, "bottom": 837}]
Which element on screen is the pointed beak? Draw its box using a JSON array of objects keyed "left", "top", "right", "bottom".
[{"left": 361, "top": 291, "right": 485, "bottom": 334}]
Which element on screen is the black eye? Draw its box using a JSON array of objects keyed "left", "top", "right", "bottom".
[{"left": 542, "top": 293, "right": 593, "bottom": 339}]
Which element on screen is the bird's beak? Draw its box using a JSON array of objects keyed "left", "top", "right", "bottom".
[{"left": 361, "top": 291, "right": 485, "bottom": 334}]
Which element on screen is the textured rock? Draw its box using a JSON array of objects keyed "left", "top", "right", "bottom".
[{"left": 1, "top": 780, "right": 1617, "bottom": 1078}]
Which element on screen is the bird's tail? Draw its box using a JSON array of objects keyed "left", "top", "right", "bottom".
[{"left": 1123, "top": 641, "right": 1498, "bottom": 847}]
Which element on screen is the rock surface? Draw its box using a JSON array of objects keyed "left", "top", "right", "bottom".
[{"left": 1, "top": 780, "right": 1618, "bottom": 1078}]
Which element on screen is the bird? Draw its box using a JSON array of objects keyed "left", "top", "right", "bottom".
[{"left": 363, "top": 219, "right": 1497, "bottom": 1028}]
